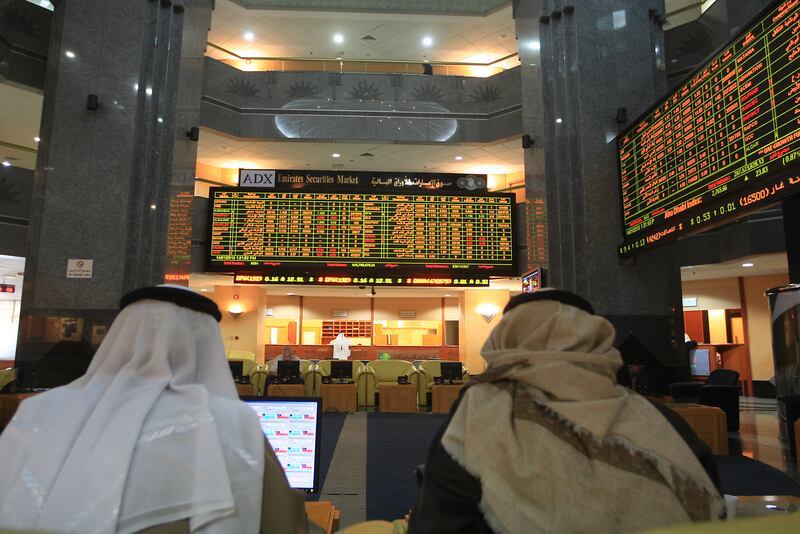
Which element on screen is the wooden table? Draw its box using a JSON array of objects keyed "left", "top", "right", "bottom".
[
  {"left": 0, "top": 392, "right": 40, "bottom": 431},
  {"left": 670, "top": 403, "right": 728, "bottom": 455},
  {"left": 321, "top": 383, "right": 357, "bottom": 412},
  {"left": 267, "top": 383, "right": 306, "bottom": 397},
  {"left": 431, "top": 384, "right": 462, "bottom": 413},
  {"left": 379, "top": 383, "right": 417, "bottom": 413},
  {"left": 235, "top": 383, "right": 255, "bottom": 397},
  {"left": 305, "top": 501, "right": 340, "bottom": 534}
]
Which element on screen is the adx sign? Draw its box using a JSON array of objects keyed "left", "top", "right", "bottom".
[{"left": 239, "top": 169, "right": 275, "bottom": 188}]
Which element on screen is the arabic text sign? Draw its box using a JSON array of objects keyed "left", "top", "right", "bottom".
[{"left": 66, "top": 259, "right": 93, "bottom": 279}]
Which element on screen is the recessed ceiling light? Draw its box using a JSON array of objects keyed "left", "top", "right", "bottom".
[
  {"left": 741, "top": 262, "right": 754, "bottom": 268},
  {"left": 200, "top": 288, "right": 208, "bottom": 292},
  {"left": 422, "top": 36, "right": 433, "bottom": 47},
  {"left": 1, "top": 161, "right": 10, "bottom": 167},
  {"left": 65, "top": 50, "right": 75, "bottom": 58},
  {"left": 333, "top": 33, "right": 344, "bottom": 44},
  {"left": 34, "top": 136, "right": 40, "bottom": 142},
  {"left": 555, "top": 118, "right": 563, "bottom": 123},
  {"left": 287, "top": 292, "right": 294, "bottom": 295},
  {"left": 331, "top": 153, "right": 341, "bottom": 158},
  {"left": 454, "top": 155, "right": 463, "bottom": 161},
  {"left": 149, "top": 204, "right": 157, "bottom": 210},
  {"left": 157, "top": 117, "right": 163, "bottom": 123},
  {"left": 243, "top": 31, "right": 255, "bottom": 41},
  {"left": 444, "top": 294, "right": 451, "bottom": 297},
  {"left": 145, "top": 87, "right": 153, "bottom": 96}
]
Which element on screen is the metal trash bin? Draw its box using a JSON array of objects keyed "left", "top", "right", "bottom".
[{"left": 766, "top": 284, "right": 800, "bottom": 460}]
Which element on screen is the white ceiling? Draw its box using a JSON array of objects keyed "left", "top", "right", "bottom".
[
  {"left": 680, "top": 252, "right": 788, "bottom": 281},
  {"left": 198, "top": 128, "right": 524, "bottom": 181},
  {"left": 0, "top": 255, "right": 25, "bottom": 280},
  {"left": 209, "top": 0, "right": 518, "bottom": 63},
  {"left": 0, "top": 83, "right": 43, "bottom": 171}
]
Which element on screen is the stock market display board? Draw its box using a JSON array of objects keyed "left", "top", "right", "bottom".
[
  {"left": 618, "top": 0, "right": 800, "bottom": 256},
  {"left": 207, "top": 188, "right": 516, "bottom": 285}
]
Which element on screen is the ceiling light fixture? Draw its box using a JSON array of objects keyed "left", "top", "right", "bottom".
[
  {"left": 1, "top": 161, "right": 10, "bottom": 167},
  {"left": 243, "top": 31, "right": 255, "bottom": 41},
  {"left": 331, "top": 153, "right": 341, "bottom": 158},
  {"left": 34, "top": 136, "right": 40, "bottom": 142},
  {"left": 454, "top": 155, "right": 463, "bottom": 161},
  {"left": 287, "top": 292, "right": 294, "bottom": 296},
  {"left": 741, "top": 262, "right": 754, "bottom": 268},
  {"left": 556, "top": 118, "right": 563, "bottom": 123},
  {"left": 422, "top": 36, "right": 433, "bottom": 47},
  {"left": 65, "top": 50, "right": 75, "bottom": 58},
  {"left": 333, "top": 33, "right": 344, "bottom": 44},
  {"left": 200, "top": 288, "right": 208, "bottom": 292}
]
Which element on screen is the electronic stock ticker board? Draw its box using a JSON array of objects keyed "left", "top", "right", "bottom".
[
  {"left": 208, "top": 188, "right": 516, "bottom": 286},
  {"left": 618, "top": 0, "right": 800, "bottom": 256}
]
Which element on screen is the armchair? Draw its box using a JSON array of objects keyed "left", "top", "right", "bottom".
[
  {"left": 313, "top": 360, "right": 368, "bottom": 404},
  {"left": 669, "top": 369, "right": 740, "bottom": 402},
  {"left": 365, "top": 360, "right": 419, "bottom": 408},
  {"left": 417, "top": 361, "right": 470, "bottom": 407}
]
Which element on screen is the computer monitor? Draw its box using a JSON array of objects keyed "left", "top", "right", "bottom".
[
  {"left": 228, "top": 360, "right": 244, "bottom": 380},
  {"left": 330, "top": 360, "right": 353, "bottom": 381},
  {"left": 690, "top": 348, "right": 711, "bottom": 376},
  {"left": 521, "top": 267, "right": 544, "bottom": 293},
  {"left": 440, "top": 361, "right": 463, "bottom": 383},
  {"left": 242, "top": 398, "right": 321, "bottom": 493},
  {"left": 277, "top": 360, "right": 300, "bottom": 381}
]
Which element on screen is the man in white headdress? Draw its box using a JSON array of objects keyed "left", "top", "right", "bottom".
[
  {"left": 0, "top": 285, "right": 311, "bottom": 534},
  {"left": 330, "top": 333, "right": 351, "bottom": 360}
]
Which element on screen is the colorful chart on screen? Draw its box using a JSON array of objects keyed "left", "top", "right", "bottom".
[
  {"left": 207, "top": 188, "right": 516, "bottom": 283},
  {"left": 618, "top": 0, "right": 800, "bottom": 257}
]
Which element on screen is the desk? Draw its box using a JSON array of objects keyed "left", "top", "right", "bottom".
[
  {"left": 379, "top": 383, "right": 417, "bottom": 413},
  {"left": 305, "top": 501, "right": 340, "bottom": 534},
  {"left": 235, "top": 383, "right": 255, "bottom": 397},
  {"left": 268, "top": 383, "right": 306, "bottom": 397},
  {"left": 321, "top": 383, "right": 357, "bottom": 412},
  {"left": 431, "top": 384, "right": 462, "bottom": 414},
  {"left": 0, "top": 392, "right": 40, "bottom": 430},
  {"left": 670, "top": 404, "right": 728, "bottom": 455}
]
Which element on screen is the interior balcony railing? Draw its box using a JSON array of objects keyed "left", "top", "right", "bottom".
[{"left": 206, "top": 42, "right": 520, "bottom": 78}]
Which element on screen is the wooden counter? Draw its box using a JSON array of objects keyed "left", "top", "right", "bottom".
[
  {"left": 431, "top": 384, "right": 462, "bottom": 414},
  {"left": 305, "top": 501, "right": 340, "bottom": 534},
  {"left": 379, "top": 383, "right": 417, "bottom": 413},
  {"left": 321, "top": 383, "right": 357, "bottom": 412},
  {"left": 0, "top": 392, "right": 40, "bottom": 431},
  {"left": 267, "top": 383, "right": 306, "bottom": 397},
  {"left": 670, "top": 403, "right": 728, "bottom": 455}
]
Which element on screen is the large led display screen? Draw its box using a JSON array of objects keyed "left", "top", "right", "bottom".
[
  {"left": 207, "top": 188, "right": 516, "bottom": 283},
  {"left": 618, "top": 0, "right": 800, "bottom": 257}
]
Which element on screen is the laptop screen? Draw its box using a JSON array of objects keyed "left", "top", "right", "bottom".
[{"left": 243, "top": 398, "right": 321, "bottom": 492}]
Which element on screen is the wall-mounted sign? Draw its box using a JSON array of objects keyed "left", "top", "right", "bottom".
[
  {"left": 0, "top": 284, "right": 15, "bottom": 293},
  {"left": 209, "top": 188, "right": 516, "bottom": 283},
  {"left": 238, "top": 169, "right": 488, "bottom": 193},
  {"left": 682, "top": 297, "right": 698, "bottom": 308},
  {"left": 66, "top": 259, "right": 93, "bottom": 279},
  {"left": 233, "top": 273, "right": 491, "bottom": 287},
  {"left": 617, "top": 0, "right": 800, "bottom": 256},
  {"left": 239, "top": 169, "right": 276, "bottom": 188}
]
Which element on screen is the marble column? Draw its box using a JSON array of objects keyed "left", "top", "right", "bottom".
[
  {"left": 515, "top": 0, "right": 686, "bottom": 366},
  {"left": 16, "top": 0, "right": 211, "bottom": 384}
]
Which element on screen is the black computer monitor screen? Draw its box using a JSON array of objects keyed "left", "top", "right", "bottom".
[
  {"left": 440, "top": 361, "right": 463, "bottom": 382},
  {"left": 228, "top": 360, "right": 244, "bottom": 380},
  {"left": 277, "top": 360, "right": 300, "bottom": 381},
  {"left": 330, "top": 360, "right": 353, "bottom": 380},
  {"left": 690, "top": 349, "right": 711, "bottom": 376},
  {"left": 242, "top": 398, "right": 321, "bottom": 492}
]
